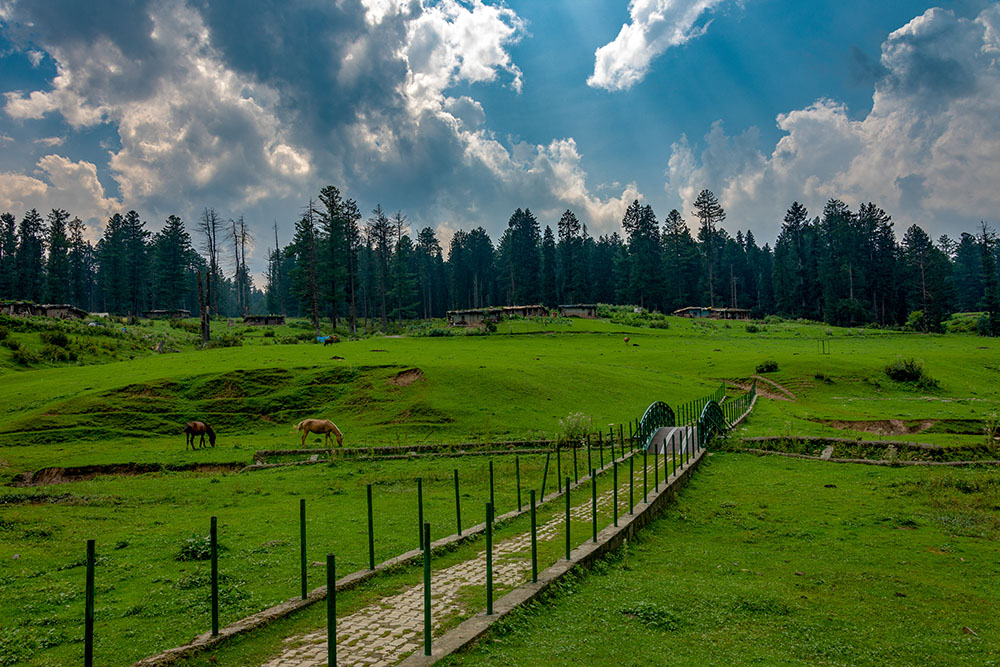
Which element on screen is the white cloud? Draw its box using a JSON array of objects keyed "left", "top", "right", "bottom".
[
  {"left": 666, "top": 5, "right": 1000, "bottom": 240},
  {"left": 27, "top": 50, "right": 44, "bottom": 67},
  {"left": 589, "top": 0, "right": 732, "bottom": 91},
  {"left": 0, "top": 154, "right": 119, "bottom": 227},
  {"left": 34, "top": 136, "right": 65, "bottom": 147}
]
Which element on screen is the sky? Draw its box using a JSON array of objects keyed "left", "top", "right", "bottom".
[{"left": 1, "top": 0, "right": 999, "bottom": 278}]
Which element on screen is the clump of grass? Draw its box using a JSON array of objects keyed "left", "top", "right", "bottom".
[
  {"left": 559, "top": 412, "right": 592, "bottom": 444},
  {"left": 176, "top": 533, "right": 218, "bottom": 561},
  {"left": 621, "top": 601, "right": 684, "bottom": 631},
  {"left": 884, "top": 357, "right": 938, "bottom": 389},
  {"left": 756, "top": 360, "right": 779, "bottom": 373}
]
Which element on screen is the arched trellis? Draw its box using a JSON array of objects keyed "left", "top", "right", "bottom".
[
  {"left": 637, "top": 401, "right": 675, "bottom": 450},
  {"left": 698, "top": 400, "right": 727, "bottom": 442}
]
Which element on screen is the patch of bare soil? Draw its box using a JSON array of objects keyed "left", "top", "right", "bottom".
[
  {"left": 388, "top": 368, "right": 425, "bottom": 387},
  {"left": 819, "top": 418, "right": 937, "bottom": 435},
  {"left": 818, "top": 419, "right": 937, "bottom": 435},
  {"left": 10, "top": 462, "right": 244, "bottom": 486},
  {"left": 728, "top": 376, "right": 796, "bottom": 401}
]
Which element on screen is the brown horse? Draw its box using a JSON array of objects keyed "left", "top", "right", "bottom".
[
  {"left": 183, "top": 421, "right": 216, "bottom": 450},
  {"left": 294, "top": 419, "right": 343, "bottom": 448}
]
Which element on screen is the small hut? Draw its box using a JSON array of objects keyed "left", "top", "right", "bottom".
[
  {"left": 558, "top": 304, "right": 598, "bottom": 318},
  {"left": 243, "top": 314, "right": 286, "bottom": 326}
]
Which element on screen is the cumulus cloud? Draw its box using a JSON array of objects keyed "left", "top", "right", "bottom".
[
  {"left": 588, "top": 0, "right": 732, "bottom": 91},
  {"left": 0, "top": 154, "right": 119, "bottom": 224},
  {"left": 666, "top": 5, "right": 1000, "bottom": 240},
  {"left": 1, "top": 0, "right": 640, "bottom": 271}
]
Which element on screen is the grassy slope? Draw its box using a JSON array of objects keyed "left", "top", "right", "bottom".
[
  {"left": 2, "top": 317, "right": 998, "bottom": 475},
  {"left": 445, "top": 453, "right": 1000, "bottom": 666}
]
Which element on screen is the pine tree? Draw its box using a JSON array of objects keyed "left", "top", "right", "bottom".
[
  {"left": 622, "top": 200, "right": 663, "bottom": 309},
  {"left": 556, "top": 210, "right": 582, "bottom": 304},
  {"left": 0, "top": 212, "right": 16, "bottom": 298},
  {"left": 661, "top": 209, "right": 700, "bottom": 311},
  {"left": 952, "top": 232, "right": 984, "bottom": 311},
  {"left": 44, "top": 209, "right": 71, "bottom": 304},
  {"left": 67, "top": 217, "right": 95, "bottom": 310},
  {"left": 367, "top": 205, "right": 393, "bottom": 330},
  {"left": 692, "top": 189, "right": 726, "bottom": 307},
  {"left": 505, "top": 208, "right": 541, "bottom": 305},
  {"left": 541, "top": 225, "right": 557, "bottom": 308},
  {"left": 318, "top": 186, "right": 348, "bottom": 327},
  {"left": 979, "top": 223, "right": 1000, "bottom": 336},
  {"left": 416, "top": 227, "right": 445, "bottom": 319},
  {"left": 14, "top": 209, "right": 46, "bottom": 302},
  {"left": 901, "top": 224, "right": 952, "bottom": 331},
  {"left": 153, "top": 215, "right": 195, "bottom": 310}
]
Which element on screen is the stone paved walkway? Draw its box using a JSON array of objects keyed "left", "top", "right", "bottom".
[{"left": 262, "top": 456, "right": 670, "bottom": 667}]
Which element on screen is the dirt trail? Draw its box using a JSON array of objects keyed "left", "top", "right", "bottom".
[
  {"left": 728, "top": 376, "right": 796, "bottom": 401},
  {"left": 818, "top": 418, "right": 937, "bottom": 435}
]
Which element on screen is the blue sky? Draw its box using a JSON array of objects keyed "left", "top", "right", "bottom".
[{"left": 1, "top": 0, "right": 999, "bottom": 276}]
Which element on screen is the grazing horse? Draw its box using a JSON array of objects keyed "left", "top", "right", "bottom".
[
  {"left": 294, "top": 419, "right": 343, "bottom": 448},
  {"left": 183, "top": 421, "right": 216, "bottom": 450}
]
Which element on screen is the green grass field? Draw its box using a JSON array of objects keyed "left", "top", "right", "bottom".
[
  {"left": 444, "top": 453, "right": 1000, "bottom": 666},
  {"left": 1, "top": 312, "right": 998, "bottom": 665}
]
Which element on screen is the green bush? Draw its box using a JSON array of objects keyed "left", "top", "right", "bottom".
[
  {"left": 39, "top": 330, "right": 70, "bottom": 348},
  {"left": 41, "top": 344, "right": 76, "bottom": 362},
  {"left": 2, "top": 338, "right": 19, "bottom": 351},
  {"left": 0, "top": 326, "right": 8, "bottom": 341},
  {"left": 11, "top": 347, "right": 40, "bottom": 366},
  {"left": 745, "top": 324, "right": 760, "bottom": 334},
  {"left": 262, "top": 329, "right": 275, "bottom": 338},
  {"left": 884, "top": 357, "right": 939, "bottom": 389},
  {"left": 169, "top": 319, "right": 200, "bottom": 333},
  {"left": 175, "top": 533, "right": 214, "bottom": 561},
  {"left": 755, "top": 360, "right": 779, "bottom": 373}
]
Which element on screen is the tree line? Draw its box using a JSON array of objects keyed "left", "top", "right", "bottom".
[{"left": 2, "top": 187, "right": 998, "bottom": 335}]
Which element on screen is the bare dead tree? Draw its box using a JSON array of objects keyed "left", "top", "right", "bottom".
[{"left": 198, "top": 208, "right": 222, "bottom": 317}]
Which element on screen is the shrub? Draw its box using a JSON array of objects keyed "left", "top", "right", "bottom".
[
  {"left": 176, "top": 533, "right": 215, "bottom": 561},
  {"left": 262, "top": 329, "right": 276, "bottom": 338},
  {"left": 41, "top": 344, "right": 75, "bottom": 362},
  {"left": 11, "top": 347, "right": 40, "bottom": 366},
  {"left": 763, "top": 315, "right": 783, "bottom": 324},
  {"left": 884, "top": 357, "right": 939, "bottom": 389},
  {"left": 169, "top": 319, "right": 201, "bottom": 333},
  {"left": 0, "top": 326, "right": 7, "bottom": 340},
  {"left": 2, "top": 338, "right": 19, "bottom": 351},
  {"left": 206, "top": 334, "right": 243, "bottom": 348},
  {"left": 755, "top": 360, "right": 779, "bottom": 373},
  {"left": 745, "top": 324, "right": 759, "bottom": 334},
  {"left": 39, "top": 330, "right": 70, "bottom": 348},
  {"left": 559, "top": 412, "right": 592, "bottom": 444}
]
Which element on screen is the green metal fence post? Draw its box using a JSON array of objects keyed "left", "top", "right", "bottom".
[
  {"left": 417, "top": 477, "right": 424, "bottom": 549},
  {"left": 327, "top": 554, "right": 336, "bottom": 667},
  {"left": 486, "top": 502, "right": 493, "bottom": 615},
  {"left": 599, "top": 432, "right": 604, "bottom": 468},
  {"left": 530, "top": 490, "right": 538, "bottom": 583},
  {"left": 654, "top": 446, "right": 659, "bottom": 490},
  {"left": 453, "top": 469, "right": 462, "bottom": 536},
  {"left": 573, "top": 443, "right": 578, "bottom": 483},
  {"left": 211, "top": 516, "right": 219, "bottom": 636},
  {"left": 565, "top": 477, "right": 571, "bottom": 560},
  {"left": 540, "top": 452, "right": 550, "bottom": 500},
  {"left": 489, "top": 460, "right": 495, "bottom": 511},
  {"left": 587, "top": 434, "right": 592, "bottom": 472},
  {"left": 643, "top": 447, "right": 648, "bottom": 502},
  {"left": 300, "top": 498, "right": 307, "bottom": 600},
  {"left": 619, "top": 424, "right": 624, "bottom": 453},
  {"left": 613, "top": 460, "right": 618, "bottom": 527},
  {"left": 591, "top": 469, "right": 597, "bottom": 543},
  {"left": 423, "top": 522, "right": 431, "bottom": 656},
  {"left": 515, "top": 456, "right": 522, "bottom": 511},
  {"left": 556, "top": 444, "right": 562, "bottom": 485},
  {"left": 366, "top": 484, "right": 375, "bottom": 571},
  {"left": 672, "top": 433, "right": 677, "bottom": 476},
  {"left": 85, "top": 539, "right": 95, "bottom": 667},
  {"left": 609, "top": 425, "right": 615, "bottom": 461},
  {"left": 629, "top": 453, "right": 634, "bottom": 515}
]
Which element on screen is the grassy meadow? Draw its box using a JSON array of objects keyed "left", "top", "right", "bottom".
[{"left": 0, "top": 311, "right": 998, "bottom": 665}]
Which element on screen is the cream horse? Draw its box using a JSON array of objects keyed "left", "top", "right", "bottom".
[{"left": 294, "top": 419, "right": 344, "bottom": 448}]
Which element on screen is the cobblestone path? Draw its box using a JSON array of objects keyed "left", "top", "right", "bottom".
[{"left": 262, "top": 456, "right": 670, "bottom": 667}]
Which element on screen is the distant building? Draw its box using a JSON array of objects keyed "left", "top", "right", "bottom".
[
  {"left": 673, "top": 306, "right": 750, "bottom": 320},
  {"left": 244, "top": 314, "right": 286, "bottom": 326},
  {"left": 144, "top": 309, "right": 191, "bottom": 319},
  {"left": 558, "top": 304, "right": 598, "bottom": 318},
  {"left": 447, "top": 305, "right": 548, "bottom": 326},
  {"left": 1, "top": 301, "right": 88, "bottom": 320}
]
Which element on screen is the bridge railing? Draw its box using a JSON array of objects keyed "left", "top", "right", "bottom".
[{"left": 638, "top": 379, "right": 757, "bottom": 452}]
